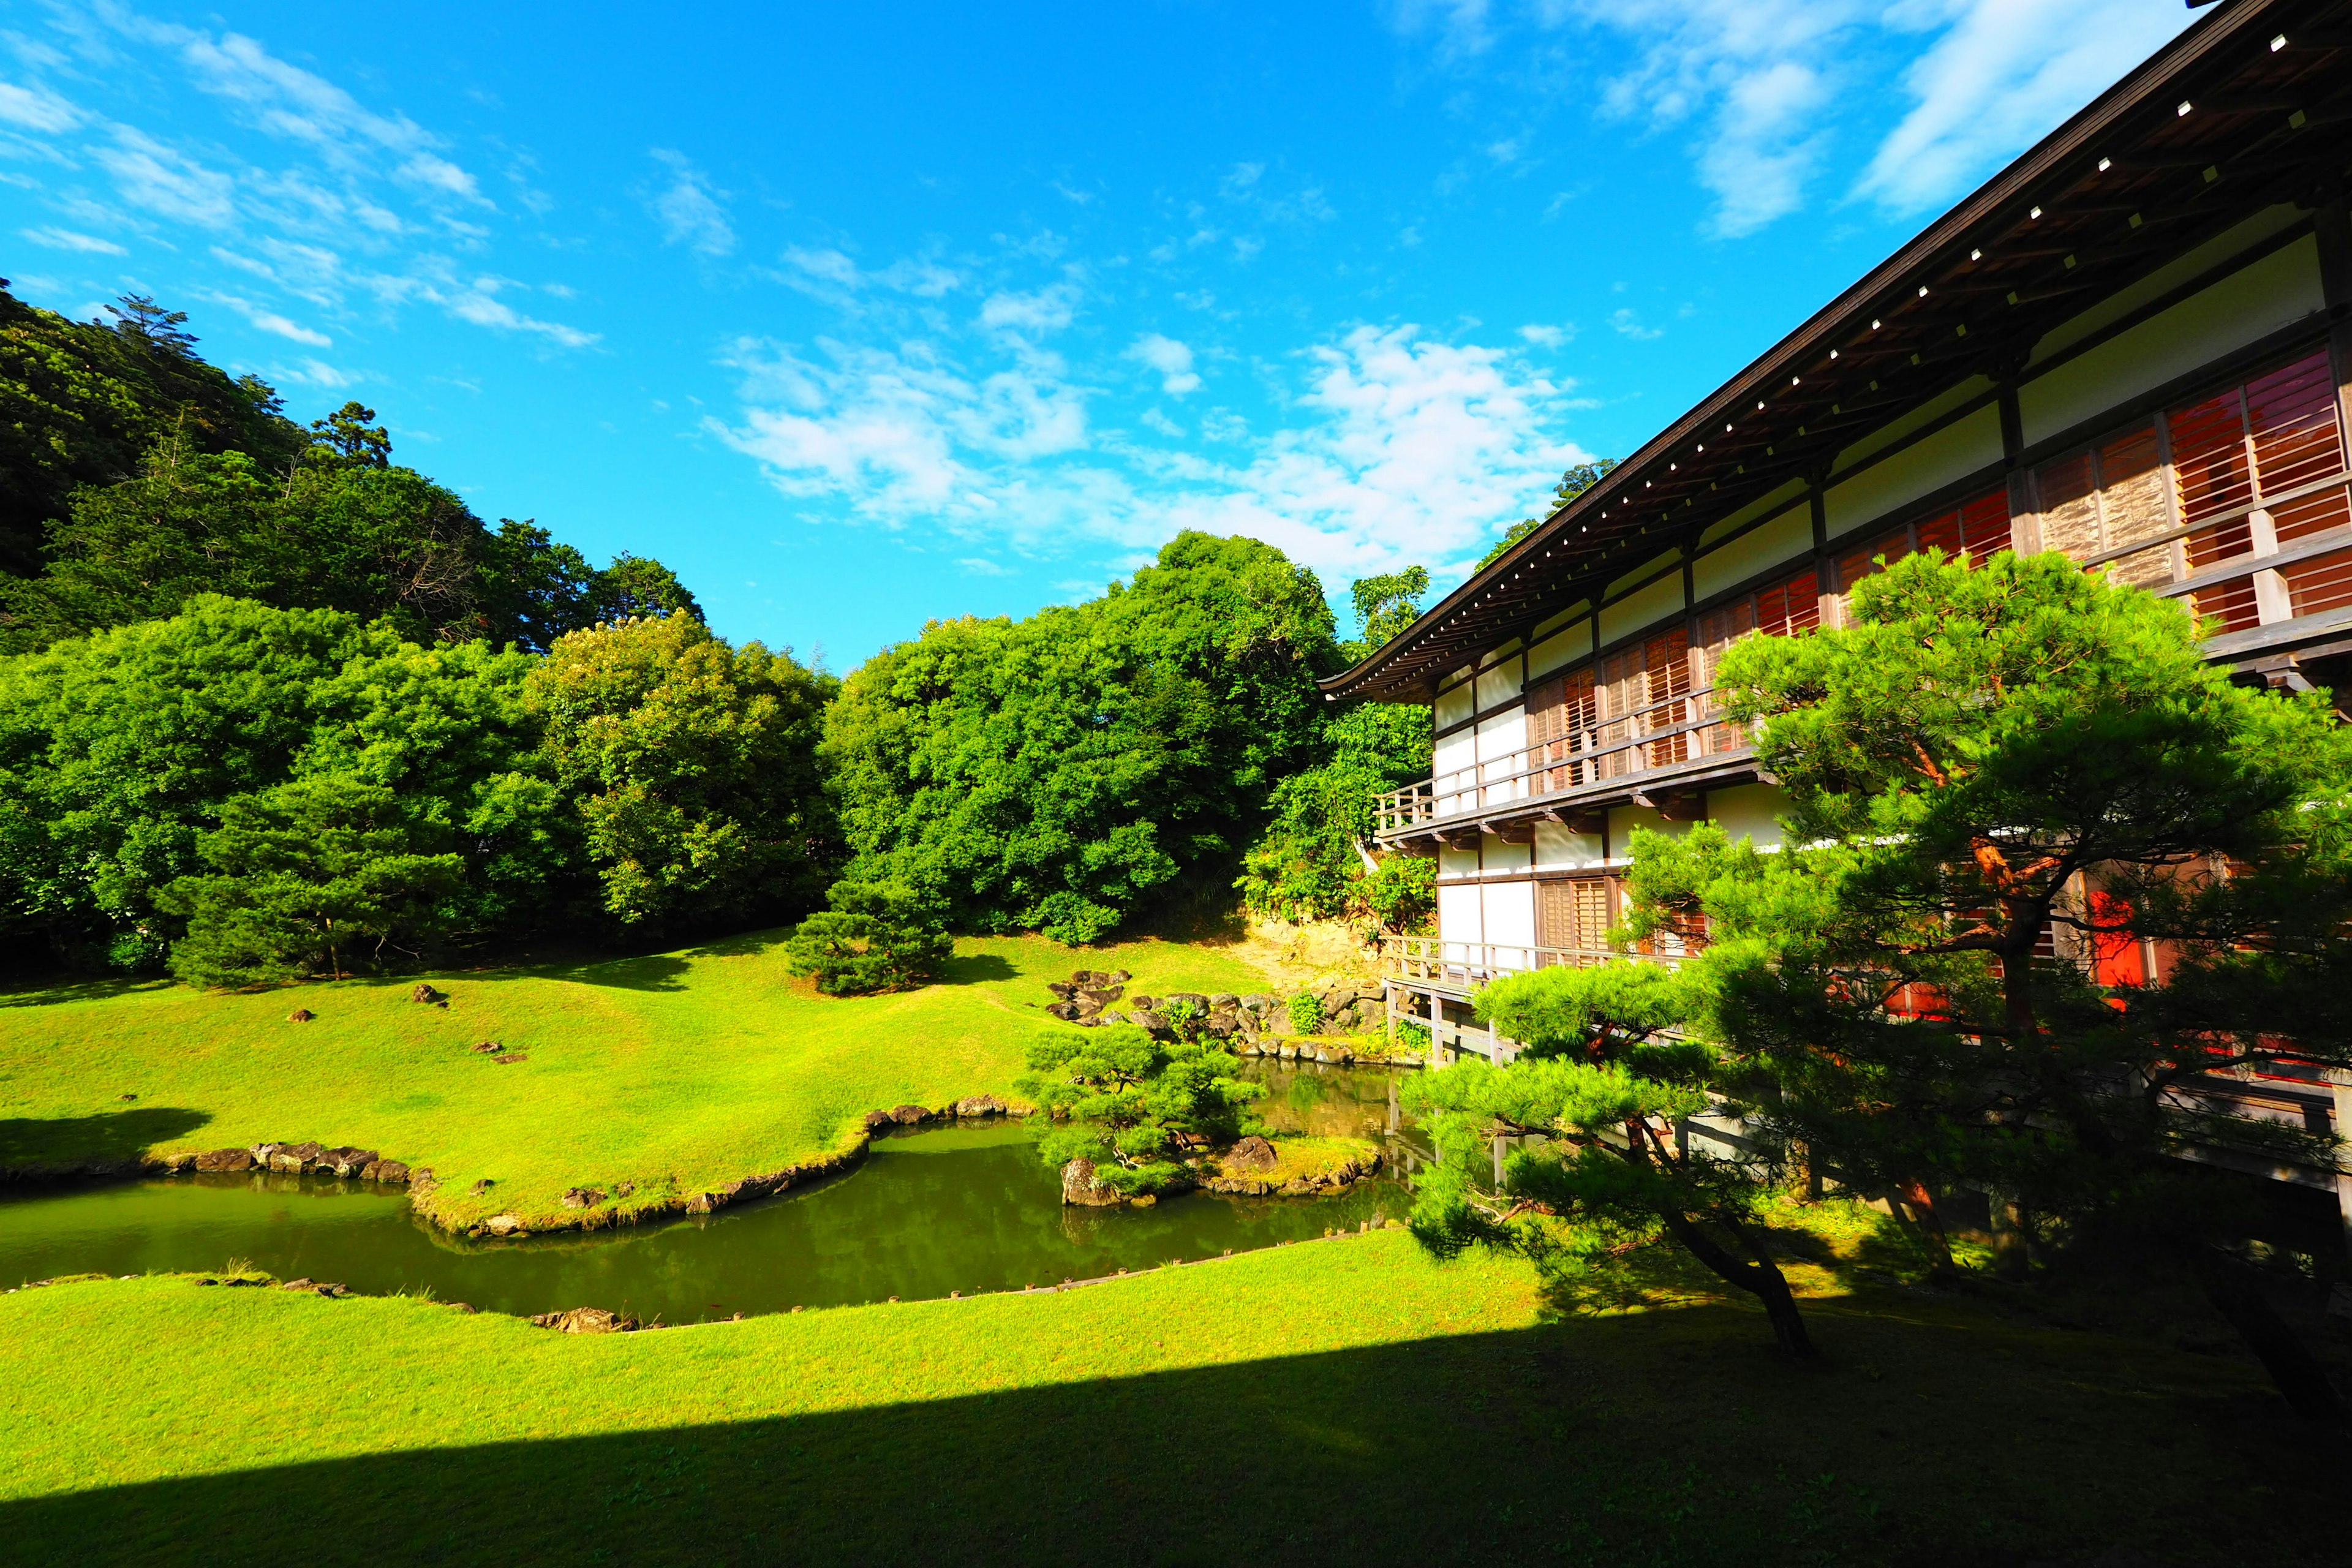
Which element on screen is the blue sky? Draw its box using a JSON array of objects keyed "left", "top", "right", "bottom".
[{"left": 1, "top": 0, "right": 2196, "bottom": 666}]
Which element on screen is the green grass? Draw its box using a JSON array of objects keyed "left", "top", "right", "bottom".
[
  {"left": 1, "top": 1231, "right": 2342, "bottom": 1566},
  {"left": 0, "top": 932, "right": 1272, "bottom": 1232}
]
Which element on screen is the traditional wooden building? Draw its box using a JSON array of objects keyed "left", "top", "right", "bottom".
[{"left": 1324, "top": 0, "right": 2352, "bottom": 1212}]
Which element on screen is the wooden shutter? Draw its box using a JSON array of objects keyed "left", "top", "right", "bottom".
[
  {"left": 2247, "top": 350, "right": 2350, "bottom": 546},
  {"left": 1539, "top": 878, "right": 1612, "bottom": 956}
]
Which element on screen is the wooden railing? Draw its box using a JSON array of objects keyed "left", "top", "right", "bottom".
[
  {"left": 1374, "top": 680, "right": 1752, "bottom": 838},
  {"left": 1380, "top": 933, "right": 1692, "bottom": 993}
]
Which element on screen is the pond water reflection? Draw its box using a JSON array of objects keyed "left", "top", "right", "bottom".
[{"left": 0, "top": 1061, "right": 1423, "bottom": 1324}]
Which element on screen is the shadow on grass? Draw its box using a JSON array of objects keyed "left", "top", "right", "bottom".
[
  {"left": 936, "top": 952, "right": 1017, "bottom": 985},
  {"left": 0, "top": 975, "right": 174, "bottom": 1011},
  {"left": 527, "top": 953, "right": 694, "bottom": 992},
  {"left": 6, "top": 1300, "right": 2343, "bottom": 1566},
  {"left": 0, "top": 1106, "right": 211, "bottom": 1175}
]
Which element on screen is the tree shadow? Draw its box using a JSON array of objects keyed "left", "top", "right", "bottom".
[
  {"left": 4, "top": 1299, "right": 2343, "bottom": 1566},
  {"left": 935, "top": 952, "right": 1017, "bottom": 985},
  {"left": 0, "top": 1106, "right": 212, "bottom": 1175},
  {"left": 678, "top": 930, "right": 790, "bottom": 962},
  {"left": 0, "top": 976, "right": 175, "bottom": 1011},
  {"left": 524, "top": 954, "right": 693, "bottom": 993}
]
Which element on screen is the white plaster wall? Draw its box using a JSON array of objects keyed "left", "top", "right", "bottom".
[
  {"left": 1474, "top": 658, "right": 1523, "bottom": 712},
  {"left": 1482, "top": 880, "right": 1537, "bottom": 963},
  {"left": 1696, "top": 505, "right": 1811, "bottom": 600},
  {"left": 1600, "top": 570, "right": 1686, "bottom": 646},
  {"left": 2029, "top": 206, "right": 2303, "bottom": 364},
  {"left": 1533, "top": 821, "right": 1606, "bottom": 869},
  {"left": 1834, "top": 377, "right": 1992, "bottom": 473},
  {"left": 1480, "top": 834, "right": 1532, "bottom": 872},
  {"left": 1528, "top": 620, "right": 1588, "bottom": 679},
  {"left": 2020, "top": 236, "right": 2326, "bottom": 447},
  {"left": 1434, "top": 680, "right": 1474, "bottom": 731},
  {"left": 1437, "top": 882, "right": 1483, "bottom": 954},
  {"left": 1608, "top": 802, "right": 1691, "bottom": 853},
  {"left": 1433, "top": 726, "right": 1478, "bottom": 809},
  {"left": 1699, "top": 480, "right": 1806, "bottom": 548},
  {"left": 1705, "top": 782, "right": 1787, "bottom": 849},
  {"left": 1439, "top": 844, "right": 1480, "bottom": 879},
  {"left": 1477, "top": 708, "right": 1526, "bottom": 803},
  {"left": 1825, "top": 405, "right": 2003, "bottom": 540}
]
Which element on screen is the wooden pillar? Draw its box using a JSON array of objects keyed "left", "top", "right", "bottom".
[
  {"left": 1807, "top": 474, "right": 1835, "bottom": 626},
  {"left": 1998, "top": 377, "right": 2038, "bottom": 556},
  {"left": 2332, "top": 1071, "right": 2352, "bottom": 1262},
  {"left": 2313, "top": 195, "right": 2351, "bottom": 440}
]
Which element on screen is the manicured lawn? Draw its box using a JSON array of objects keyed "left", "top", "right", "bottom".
[
  {"left": 0, "top": 933, "right": 1273, "bottom": 1231},
  {"left": 2, "top": 1231, "right": 2342, "bottom": 1566}
]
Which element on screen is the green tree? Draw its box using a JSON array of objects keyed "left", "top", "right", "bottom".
[
  {"left": 595, "top": 552, "right": 702, "bottom": 623},
  {"left": 1017, "top": 1023, "right": 1265, "bottom": 1195},
  {"left": 1405, "top": 960, "right": 1818, "bottom": 1356},
  {"left": 156, "top": 775, "right": 465, "bottom": 986},
  {"left": 527, "top": 611, "right": 837, "bottom": 930},
  {"left": 1643, "top": 549, "right": 2352, "bottom": 1414},
  {"left": 1235, "top": 698, "right": 1431, "bottom": 929},
  {"left": 824, "top": 532, "right": 1338, "bottom": 943},
  {"left": 0, "top": 285, "right": 303, "bottom": 576},
  {"left": 306, "top": 400, "right": 391, "bottom": 468},
  {"left": 0, "top": 596, "right": 567, "bottom": 970},
  {"left": 1348, "top": 565, "right": 1430, "bottom": 655},
  {"left": 1478, "top": 459, "right": 1618, "bottom": 569},
  {"left": 784, "top": 880, "right": 953, "bottom": 995}
]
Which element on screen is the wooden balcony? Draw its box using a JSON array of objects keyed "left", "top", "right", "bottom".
[
  {"left": 1373, "top": 682, "right": 1758, "bottom": 845},
  {"left": 1379, "top": 933, "right": 1691, "bottom": 1000}
]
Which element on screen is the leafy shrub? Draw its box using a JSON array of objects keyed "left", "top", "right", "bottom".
[
  {"left": 1287, "top": 992, "right": 1324, "bottom": 1035},
  {"left": 784, "top": 880, "right": 952, "bottom": 996},
  {"left": 1017, "top": 1023, "right": 1264, "bottom": 1195}
]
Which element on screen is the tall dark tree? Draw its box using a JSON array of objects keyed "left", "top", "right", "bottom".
[{"left": 1639, "top": 549, "right": 2352, "bottom": 1417}]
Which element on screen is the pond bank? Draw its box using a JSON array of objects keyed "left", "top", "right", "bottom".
[{"left": 0, "top": 1118, "right": 1414, "bottom": 1324}]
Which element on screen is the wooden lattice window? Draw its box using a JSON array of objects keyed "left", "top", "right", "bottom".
[
  {"left": 1539, "top": 877, "right": 1612, "bottom": 956},
  {"left": 1833, "top": 488, "right": 2011, "bottom": 622}
]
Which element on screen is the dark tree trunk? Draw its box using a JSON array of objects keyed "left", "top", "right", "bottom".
[
  {"left": 1653, "top": 1205, "right": 1819, "bottom": 1359},
  {"left": 1896, "top": 1179, "right": 1959, "bottom": 1276},
  {"left": 2179, "top": 1242, "right": 2345, "bottom": 1422},
  {"left": 1618, "top": 1123, "right": 1819, "bottom": 1358},
  {"left": 1991, "top": 1191, "right": 2030, "bottom": 1281}
]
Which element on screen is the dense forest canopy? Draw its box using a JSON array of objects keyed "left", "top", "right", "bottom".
[{"left": 0, "top": 284, "right": 1472, "bottom": 982}]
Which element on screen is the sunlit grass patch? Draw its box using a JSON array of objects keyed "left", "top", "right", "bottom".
[{"left": 0, "top": 931, "right": 1272, "bottom": 1232}]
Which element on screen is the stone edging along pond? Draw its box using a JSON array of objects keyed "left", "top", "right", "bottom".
[{"left": 112, "top": 1095, "right": 1033, "bottom": 1240}]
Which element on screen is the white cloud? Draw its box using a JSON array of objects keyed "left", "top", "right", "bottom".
[
  {"left": 270, "top": 356, "right": 360, "bottom": 388},
  {"left": 20, "top": 225, "right": 126, "bottom": 254},
  {"left": 718, "top": 334, "right": 1088, "bottom": 521},
  {"left": 957, "top": 557, "right": 1014, "bottom": 575},
  {"left": 94, "top": 127, "right": 238, "bottom": 227},
  {"left": 205, "top": 289, "right": 331, "bottom": 344},
  {"left": 0, "top": 79, "right": 81, "bottom": 132},
  {"left": 978, "top": 284, "right": 1079, "bottom": 338},
  {"left": 1128, "top": 332, "right": 1202, "bottom": 396},
  {"left": 649, "top": 149, "right": 734, "bottom": 256},
  {"left": 1516, "top": 322, "right": 1569, "bottom": 348},
  {"left": 1394, "top": 1, "right": 2192, "bottom": 238},
  {"left": 1610, "top": 308, "right": 1663, "bottom": 341},
  {"left": 1856, "top": 0, "right": 2194, "bottom": 214},
  {"left": 438, "top": 277, "right": 600, "bottom": 349},
  {"left": 720, "top": 317, "right": 1587, "bottom": 584}
]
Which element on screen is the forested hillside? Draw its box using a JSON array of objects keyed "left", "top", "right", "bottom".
[{"left": 0, "top": 285, "right": 1435, "bottom": 986}]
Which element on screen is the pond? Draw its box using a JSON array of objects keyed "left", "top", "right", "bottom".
[{"left": 0, "top": 1061, "right": 1425, "bottom": 1325}]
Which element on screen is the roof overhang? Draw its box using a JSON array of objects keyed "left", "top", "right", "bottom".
[{"left": 1323, "top": 0, "right": 2352, "bottom": 704}]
